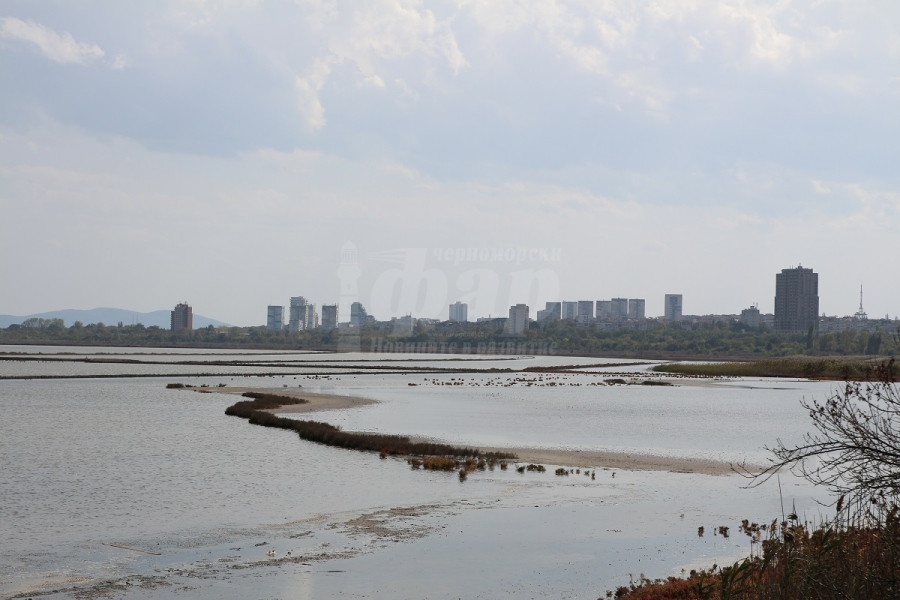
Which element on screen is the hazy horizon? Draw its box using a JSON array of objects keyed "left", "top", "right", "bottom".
[{"left": 2, "top": 2, "right": 898, "bottom": 326}]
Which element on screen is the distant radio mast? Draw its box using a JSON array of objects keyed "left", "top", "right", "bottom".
[{"left": 854, "top": 284, "right": 868, "bottom": 320}]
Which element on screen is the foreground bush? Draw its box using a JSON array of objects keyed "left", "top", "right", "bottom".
[{"left": 611, "top": 507, "right": 900, "bottom": 600}]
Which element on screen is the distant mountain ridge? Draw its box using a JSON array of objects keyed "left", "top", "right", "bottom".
[{"left": 0, "top": 308, "right": 230, "bottom": 329}]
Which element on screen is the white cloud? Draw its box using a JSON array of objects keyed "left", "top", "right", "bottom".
[
  {"left": 288, "top": 1, "right": 469, "bottom": 129},
  {"left": 382, "top": 160, "right": 422, "bottom": 180},
  {"left": 456, "top": 0, "right": 856, "bottom": 117},
  {"left": 844, "top": 183, "right": 900, "bottom": 223},
  {"left": 110, "top": 54, "right": 128, "bottom": 70},
  {"left": 811, "top": 180, "right": 832, "bottom": 195},
  {"left": 295, "top": 57, "right": 334, "bottom": 130},
  {"left": 0, "top": 17, "right": 104, "bottom": 65}
]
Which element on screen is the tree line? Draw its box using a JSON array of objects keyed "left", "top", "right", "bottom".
[{"left": 2, "top": 319, "right": 897, "bottom": 358}]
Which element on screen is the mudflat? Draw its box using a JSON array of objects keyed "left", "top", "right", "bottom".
[{"left": 208, "top": 387, "right": 745, "bottom": 475}]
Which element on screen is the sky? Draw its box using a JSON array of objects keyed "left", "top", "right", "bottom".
[{"left": 1, "top": 1, "right": 899, "bottom": 326}]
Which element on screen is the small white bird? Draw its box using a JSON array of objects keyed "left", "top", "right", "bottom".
[{"left": 266, "top": 549, "right": 276, "bottom": 557}]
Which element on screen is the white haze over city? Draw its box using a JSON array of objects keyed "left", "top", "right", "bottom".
[{"left": 1, "top": 1, "right": 898, "bottom": 325}]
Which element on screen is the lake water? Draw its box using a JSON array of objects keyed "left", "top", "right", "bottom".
[{"left": 0, "top": 347, "right": 837, "bottom": 599}]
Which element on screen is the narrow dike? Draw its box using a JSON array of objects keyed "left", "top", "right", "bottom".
[{"left": 224, "top": 391, "right": 517, "bottom": 461}]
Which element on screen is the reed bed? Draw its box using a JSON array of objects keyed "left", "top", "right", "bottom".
[
  {"left": 224, "top": 392, "right": 516, "bottom": 461},
  {"left": 653, "top": 358, "right": 895, "bottom": 380}
]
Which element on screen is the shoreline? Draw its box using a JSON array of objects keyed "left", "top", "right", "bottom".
[
  {"left": 484, "top": 446, "right": 739, "bottom": 475},
  {"left": 205, "top": 387, "right": 742, "bottom": 476}
]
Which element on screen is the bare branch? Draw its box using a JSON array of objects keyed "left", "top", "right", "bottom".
[{"left": 741, "top": 359, "right": 900, "bottom": 508}]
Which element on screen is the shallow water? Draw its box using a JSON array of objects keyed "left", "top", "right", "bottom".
[
  {"left": 297, "top": 372, "right": 834, "bottom": 464},
  {"left": 0, "top": 348, "right": 629, "bottom": 379},
  {"left": 0, "top": 348, "right": 835, "bottom": 599}
]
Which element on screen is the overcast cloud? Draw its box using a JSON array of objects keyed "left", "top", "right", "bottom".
[{"left": 1, "top": 1, "right": 898, "bottom": 325}]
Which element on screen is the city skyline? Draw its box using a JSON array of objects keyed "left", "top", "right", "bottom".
[
  {"left": 2, "top": 264, "right": 893, "bottom": 327},
  {"left": 2, "top": 3, "right": 898, "bottom": 326},
  {"left": 251, "top": 262, "right": 891, "bottom": 327}
]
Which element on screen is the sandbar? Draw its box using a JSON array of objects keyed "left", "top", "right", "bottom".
[
  {"left": 481, "top": 446, "right": 741, "bottom": 476},
  {"left": 198, "top": 386, "right": 378, "bottom": 413},
  {"left": 207, "top": 386, "right": 746, "bottom": 475}
]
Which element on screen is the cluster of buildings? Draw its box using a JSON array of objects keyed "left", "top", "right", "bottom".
[
  {"left": 266, "top": 298, "right": 380, "bottom": 332},
  {"left": 266, "top": 297, "right": 340, "bottom": 332},
  {"left": 467, "top": 295, "right": 680, "bottom": 336},
  {"left": 170, "top": 265, "right": 892, "bottom": 336}
]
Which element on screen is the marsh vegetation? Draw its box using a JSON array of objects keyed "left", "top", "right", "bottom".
[
  {"left": 223, "top": 391, "right": 516, "bottom": 462},
  {"left": 653, "top": 357, "right": 898, "bottom": 380}
]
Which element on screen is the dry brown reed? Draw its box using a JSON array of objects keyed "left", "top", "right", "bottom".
[
  {"left": 653, "top": 358, "right": 896, "bottom": 381},
  {"left": 610, "top": 505, "right": 900, "bottom": 600},
  {"left": 224, "top": 392, "right": 516, "bottom": 461}
]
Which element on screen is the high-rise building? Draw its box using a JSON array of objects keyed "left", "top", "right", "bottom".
[
  {"left": 350, "top": 302, "right": 368, "bottom": 327},
  {"left": 289, "top": 296, "right": 317, "bottom": 332},
  {"left": 321, "top": 304, "right": 338, "bottom": 329},
  {"left": 561, "top": 301, "right": 578, "bottom": 320},
  {"left": 170, "top": 302, "right": 193, "bottom": 332},
  {"left": 537, "top": 302, "right": 561, "bottom": 324},
  {"left": 266, "top": 305, "right": 285, "bottom": 331},
  {"left": 340, "top": 242, "right": 362, "bottom": 330},
  {"left": 664, "top": 294, "right": 683, "bottom": 321},
  {"left": 449, "top": 301, "right": 468, "bottom": 323},
  {"left": 577, "top": 301, "right": 594, "bottom": 320},
  {"left": 300, "top": 304, "right": 319, "bottom": 329},
  {"left": 596, "top": 300, "right": 612, "bottom": 319},
  {"left": 627, "top": 299, "right": 646, "bottom": 319},
  {"left": 774, "top": 266, "right": 819, "bottom": 332},
  {"left": 610, "top": 298, "right": 628, "bottom": 318},
  {"left": 507, "top": 304, "right": 529, "bottom": 335},
  {"left": 740, "top": 305, "right": 762, "bottom": 328}
]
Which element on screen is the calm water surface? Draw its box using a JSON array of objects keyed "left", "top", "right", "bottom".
[{"left": 0, "top": 348, "right": 834, "bottom": 599}]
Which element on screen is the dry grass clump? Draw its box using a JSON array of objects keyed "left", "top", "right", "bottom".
[
  {"left": 422, "top": 456, "right": 458, "bottom": 471},
  {"left": 516, "top": 463, "right": 547, "bottom": 473}
]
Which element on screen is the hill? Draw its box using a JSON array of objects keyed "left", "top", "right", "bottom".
[{"left": 0, "top": 307, "right": 230, "bottom": 329}]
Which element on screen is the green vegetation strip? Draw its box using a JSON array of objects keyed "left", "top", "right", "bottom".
[
  {"left": 653, "top": 358, "right": 898, "bottom": 380},
  {"left": 224, "top": 391, "right": 516, "bottom": 460}
]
